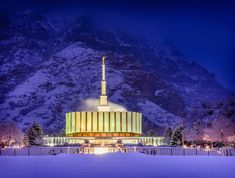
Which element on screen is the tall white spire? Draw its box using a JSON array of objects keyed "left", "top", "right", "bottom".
[{"left": 98, "top": 56, "right": 110, "bottom": 111}]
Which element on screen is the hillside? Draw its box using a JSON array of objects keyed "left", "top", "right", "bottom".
[{"left": 0, "top": 10, "right": 232, "bottom": 134}]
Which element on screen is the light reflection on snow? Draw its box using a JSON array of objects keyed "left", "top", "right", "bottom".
[{"left": 93, "top": 147, "right": 109, "bottom": 155}]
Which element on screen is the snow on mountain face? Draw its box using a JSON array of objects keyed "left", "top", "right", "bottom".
[{"left": 0, "top": 11, "right": 231, "bottom": 134}]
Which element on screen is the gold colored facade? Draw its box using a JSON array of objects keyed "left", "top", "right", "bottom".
[
  {"left": 65, "top": 56, "right": 142, "bottom": 137},
  {"left": 66, "top": 111, "right": 142, "bottom": 137}
]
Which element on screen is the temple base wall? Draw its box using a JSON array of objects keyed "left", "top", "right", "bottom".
[{"left": 43, "top": 136, "right": 165, "bottom": 146}]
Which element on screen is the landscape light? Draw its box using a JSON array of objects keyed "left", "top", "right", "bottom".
[
  {"left": 49, "top": 143, "right": 54, "bottom": 147},
  {"left": 205, "top": 145, "right": 210, "bottom": 151}
]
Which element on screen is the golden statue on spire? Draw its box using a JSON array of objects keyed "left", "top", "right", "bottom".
[{"left": 102, "top": 56, "right": 106, "bottom": 65}]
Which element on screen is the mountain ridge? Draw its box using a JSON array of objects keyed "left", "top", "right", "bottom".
[{"left": 0, "top": 11, "right": 233, "bottom": 135}]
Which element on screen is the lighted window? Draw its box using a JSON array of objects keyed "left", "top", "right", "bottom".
[
  {"left": 116, "top": 112, "right": 121, "bottom": 132},
  {"left": 98, "top": 112, "right": 103, "bottom": 132},
  {"left": 110, "top": 112, "right": 115, "bottom": 132},
  {"left": 93, "top": 112, "right": 98, "bottom": 132},
  {"left": 87, "top": 112, "right": 92, "bottom": 132}
]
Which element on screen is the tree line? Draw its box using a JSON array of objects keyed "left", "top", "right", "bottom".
[{"left": 0, "top": 122, "right": 44, "bottom": 148}]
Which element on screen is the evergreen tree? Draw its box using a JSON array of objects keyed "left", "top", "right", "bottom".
[
  {"left": 170, "top": 126, "right": 183, "bottom": 146},
  {"left": 25, "top": 122, "right": 44, "bottom": 146},
  {"left": 164, "top": 127, "right": 173, "bottom": 145},
  {"left": 23, "top": 134, "right": 29, "bottom": 147}
]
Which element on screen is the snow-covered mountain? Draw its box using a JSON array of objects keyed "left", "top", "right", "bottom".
[{"left": 0, "top": 10, "right": 232, "bottom": 134}]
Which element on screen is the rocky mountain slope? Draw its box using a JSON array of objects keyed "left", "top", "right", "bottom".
[{"left": 0, "top": 10, "right": 232, "bottom": 134}]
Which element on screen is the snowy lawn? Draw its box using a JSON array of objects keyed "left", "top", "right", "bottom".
[{"left": 0, "top": 152, "right": 234, "bottom": 178}]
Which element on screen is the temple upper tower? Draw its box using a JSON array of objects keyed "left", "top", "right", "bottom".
[{"left": 98, "top": 56, "right": 110, "bottom": 111}]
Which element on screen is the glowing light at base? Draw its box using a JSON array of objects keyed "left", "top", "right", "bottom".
[
  {"left": 49, "top": 143, "right": 54, "bottom": 147},
  {"left": 205, "top": 145, "right": 210, "bottom": 151},
  {"left": 93, "top": 147, "right": 109, "bottom": 155}
]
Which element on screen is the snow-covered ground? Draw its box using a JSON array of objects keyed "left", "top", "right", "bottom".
[{"left": 0, "top": 152, "right": 234, "bottom": 178}]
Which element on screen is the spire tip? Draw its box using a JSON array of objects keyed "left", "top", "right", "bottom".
[{"left": 102, "top": 56, "right": 107, "bottom": 64}]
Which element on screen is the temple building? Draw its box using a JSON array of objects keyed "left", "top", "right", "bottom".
[
  {"left": 44, "top": 57, "right": 164, "bottom": 146},
  {"left": 65, "top": 57, "right": 142, "bottom": 137}
]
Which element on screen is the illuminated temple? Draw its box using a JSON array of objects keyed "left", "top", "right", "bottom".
[
  {"left": 44, "top": 57, "right": 164, "bottom": 146},
  {"left": 66, "top": 57, "right": 142, "bottom": 137}
]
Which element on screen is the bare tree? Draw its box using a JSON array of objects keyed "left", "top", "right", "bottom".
[
  {"left": 203, "top": 115, "right": 235, "bottom": 142},
  {"left": 0, "top": 122, "right": 23, "bottom": 148}
]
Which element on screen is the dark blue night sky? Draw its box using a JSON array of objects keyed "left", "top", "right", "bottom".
[{"left": 2, "top": 0, "right": 235, "bottom": 90}]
